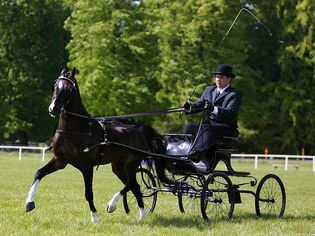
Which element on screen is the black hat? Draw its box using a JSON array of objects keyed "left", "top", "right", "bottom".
[{"left": 213, "top": 64, "right": 235, "bottom": 78}]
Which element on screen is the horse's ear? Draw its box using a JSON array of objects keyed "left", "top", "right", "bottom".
[
  {"left": 61, "top": 67, "right": 69, "bottom": 76},
  {"left": 72, "top": 67, "right": 76, "bottom": 78}
]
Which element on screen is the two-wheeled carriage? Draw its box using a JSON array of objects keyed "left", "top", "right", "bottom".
[{"left": 123, "top": 134, "right": 286, "bottom": 221}]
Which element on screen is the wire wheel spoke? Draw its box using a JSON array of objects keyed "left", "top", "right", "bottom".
[
  {"left": 255, "top": 174, "right": 286, "bottom": 218},
  {"left": 201, "top": 173, "right": 234, "bottom": 221},
  {"left": 178, "top": 175, "right": 203, "bottom": 214}
]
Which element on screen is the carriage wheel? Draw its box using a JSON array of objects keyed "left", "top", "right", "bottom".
[
  {"left": 255, "top": 174, "right": 286, "bottom": 218},
  {"left": 200, "top": 172, "right": 235, "bottom": 221},
  {"left": 123, "top": 167, "right": 157, "bottom": 214},
  {"left": 178, "top": 175, "right": 204, "bottom": 214}
]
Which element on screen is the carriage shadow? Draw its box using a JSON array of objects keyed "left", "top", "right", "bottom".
[{"left": 145, "top": 212, "right": 315, "bottom": 229}]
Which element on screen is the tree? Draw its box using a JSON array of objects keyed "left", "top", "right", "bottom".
[
  {"left": 0, "top": 0, "right": 70, "bottom": 144},
  {"left": 241, "top": 0, "right": 315, "bottom": 154},
  {"left": 64, "top": 0, "right": 161, "bottom": 120}
]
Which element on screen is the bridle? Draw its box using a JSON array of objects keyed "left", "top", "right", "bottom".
[
  {"left": 50, "top": 74, "right": 77, "bottom": 116},
  {"left": 52, "top": 74, "right": 76, "bottom": 93}
]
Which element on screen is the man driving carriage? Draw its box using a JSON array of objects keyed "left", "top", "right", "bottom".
[{"left": 182, "top": 64, "right": 242, "bottom": 166}]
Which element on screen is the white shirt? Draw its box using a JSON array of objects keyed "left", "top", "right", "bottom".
[
  {"left": 216, "top": 85, "right": 230, "bottom": 95},
  {"left": 213, "top": 85, "right": 230, "bottom": 114}
]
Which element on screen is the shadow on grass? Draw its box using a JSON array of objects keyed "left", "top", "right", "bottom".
[
  {"left": 149, "top": 214, "right": 216, "bottom": 230},
  {"left": 140, "top": 211, "right": 315, "bottom": 230},
  {"left": 227, "top": 212, "right": 315, "bottom": 223}
]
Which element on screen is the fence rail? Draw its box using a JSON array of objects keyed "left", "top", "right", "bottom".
[
  {"left": 232, "top": 153, "right": 315, "bottom": 172},
  {"left": 0, "top": 145, "right": 48, "bottom": 162},
  {"left": 0, "top": 145, "right": 314, "bottom": 172}
]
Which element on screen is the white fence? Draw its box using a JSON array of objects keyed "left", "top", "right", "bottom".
[
  {"left": 232, "top": 153, "right": 315, "bottom": 172},
  {"left": 0, "top": 145, "right": 314, "bottom": 172},
  {"left": 0, "top": 145, "right": 48, "bottom": 162}
]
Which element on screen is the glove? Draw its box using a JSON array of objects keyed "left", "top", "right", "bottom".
[
  {"left": 182, "top": 99, "right": 192, "bottom": 113},
  {"left": 204, "top": 100, "right": 214, "bottom": 112}
]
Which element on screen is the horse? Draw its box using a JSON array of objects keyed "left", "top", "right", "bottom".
[{"left": 25, "top": 68, "right": 167, "bottom": 223}]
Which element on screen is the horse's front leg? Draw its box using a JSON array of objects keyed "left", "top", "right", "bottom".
[
  {"left": 25, "top": 156, "right": 67, "bottom": 212},
  {"left": 82, "top": 168, "right": 98, "bottom": 224}
]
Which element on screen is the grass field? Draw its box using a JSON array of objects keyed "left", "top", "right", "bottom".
[{"left": 0, "top": 152, "right": 314, "bottom": 235}]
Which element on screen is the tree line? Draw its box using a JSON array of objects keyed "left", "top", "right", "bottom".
[{"left": 0, "top": 0, "right": 314, "bottom": 154}]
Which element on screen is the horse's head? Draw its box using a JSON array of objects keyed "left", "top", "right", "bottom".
[{"left": 48, "top": 68, "right": 77, "bottom": 117}]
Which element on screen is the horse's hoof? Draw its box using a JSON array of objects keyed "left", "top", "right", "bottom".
[
  {"left": 139, "top": 208, "right": 147, "bottom": 220},
  {"left": 25, "top": 202, "right": 35, "bottom": 212},
  {"left": 91, "top": 212, "right": 98, "bottom": 224},
  {"left": 107, "top": 205, "right": 116, "bottom": 213}
]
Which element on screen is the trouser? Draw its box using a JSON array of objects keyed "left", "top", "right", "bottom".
[{"left": 190, "top": 121, "right": 238, "bottom": 153}]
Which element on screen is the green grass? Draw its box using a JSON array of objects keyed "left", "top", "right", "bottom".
[{"left": 0, "top": 152, "right": 314, "bottom": 235}]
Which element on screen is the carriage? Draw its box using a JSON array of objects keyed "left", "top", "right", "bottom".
[
  {"left": 25, "top": 68, "right": 286, "bottom": 223},
  {"left": 122, "top": 133, "right": 286, "bottom": 221}
]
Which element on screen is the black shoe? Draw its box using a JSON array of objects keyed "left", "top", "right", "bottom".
[{"left": 188, "top": 150, "right": 200, "bottom": 163}]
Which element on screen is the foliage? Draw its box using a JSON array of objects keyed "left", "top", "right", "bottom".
[
  {"left": 241, "top": 0, "right": 315, "bottom": 154},
  {"left": 64, "top": 0, "right": 161, "bottom": 118},
  {"left": 0, "top": 0, "right": 69, "bottom": 144}
]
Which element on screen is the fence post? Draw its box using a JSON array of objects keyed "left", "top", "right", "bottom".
[
  {"left": 255, "top": 155, "right": 258, "bottom": 169},
  {"left": 285, "top": 156, "right": 288, "bottom": 171},
  {"left": 41, "top": 148, "right": 45, "bottom": 162},
  {"left": 19, "top": 148, "right": 22, "bottom": 161}
]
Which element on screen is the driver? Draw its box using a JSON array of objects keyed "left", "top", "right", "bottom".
[{"left": 182, "top": 64, "right": 242, "bottom": 165}]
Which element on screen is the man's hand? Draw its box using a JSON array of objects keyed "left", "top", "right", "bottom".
[
  {"left": 204, "top": 100, "right": 214, "bottom": 112},
  {"left": 182, "top": 99, "right": 191, "bottom": 113}
]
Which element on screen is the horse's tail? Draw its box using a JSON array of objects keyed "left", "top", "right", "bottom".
[
  {"left": 137, "top": 125, "right": 166, "bottom": 154},
  {"left": 137, "top": 125, "right": 172, "bottom": 185}
]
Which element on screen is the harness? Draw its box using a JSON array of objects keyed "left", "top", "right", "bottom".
[{"left": 51, "top": 74, "right": 189, "bottom": 169}]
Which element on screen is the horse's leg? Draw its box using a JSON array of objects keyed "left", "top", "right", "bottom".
[
  {"left": 129, "top": 175, "right": 147, "bottom": 219},
  {"left": 82, "top": 167, "right": 98, "bottom": 224},
  {"left": 107, "top": 162, "right": 127, "bottom": 214},
  {"left": 107, "top": 161, "right": 146, "bottom": 220},
  {"left": 25, "top": 156, "right": 67, "bottom": 212}
]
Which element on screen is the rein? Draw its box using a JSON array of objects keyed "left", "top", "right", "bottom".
[
  {"left": 60, "top": 107, "right": 184, "bottom": 121},
  {"left": 97, "top": 107, "right": 184, "bottom": 121}
]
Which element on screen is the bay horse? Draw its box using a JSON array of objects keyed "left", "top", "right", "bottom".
[{"left": 25, "top": 68, "right": 166, "bottom": 223}]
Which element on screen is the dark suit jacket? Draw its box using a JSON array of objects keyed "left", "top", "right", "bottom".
[{"left": 191, "top": 85, "right": 242, "bottom": 128}]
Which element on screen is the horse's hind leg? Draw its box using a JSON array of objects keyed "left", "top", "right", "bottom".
[
  {"left": 25, "top": 156, "right": 66, "bottom": 212},
  {"left": 82, "top": 168, "right": 98, "bottom": 224},
  {"left": 108, "top": 161, "right": 146, "bottom": 219},
  {"left": 107, "top": 162, "right": 127, "bottom": 214},
  {"left": 129, "top": 176, "right": 147, "bottom": 219}
]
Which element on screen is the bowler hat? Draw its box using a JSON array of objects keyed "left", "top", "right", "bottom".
[{"left": 213, "top": 64, "right": 235, "bottom": 78}]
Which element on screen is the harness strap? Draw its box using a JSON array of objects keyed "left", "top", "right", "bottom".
[
  {"left": 85, "top": 140, "right": 191, "bottom": 162},
  {"left": 55, "top": 129, "right": 103, "bottom": 141}
]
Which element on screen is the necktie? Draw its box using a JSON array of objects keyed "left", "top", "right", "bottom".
[{"left": 215, "top": 90, "right": 220, "bottom": 100}]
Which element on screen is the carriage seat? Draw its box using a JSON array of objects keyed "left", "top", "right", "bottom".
[
  {"left": 164, "top": 134, "right": 249, "bottom": 176},
  {"left": 191, "top": 136, "right": 250, "bottom": 176},
  {"left": 215, "top": 136, "right": 238, "bottom": 151}
]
